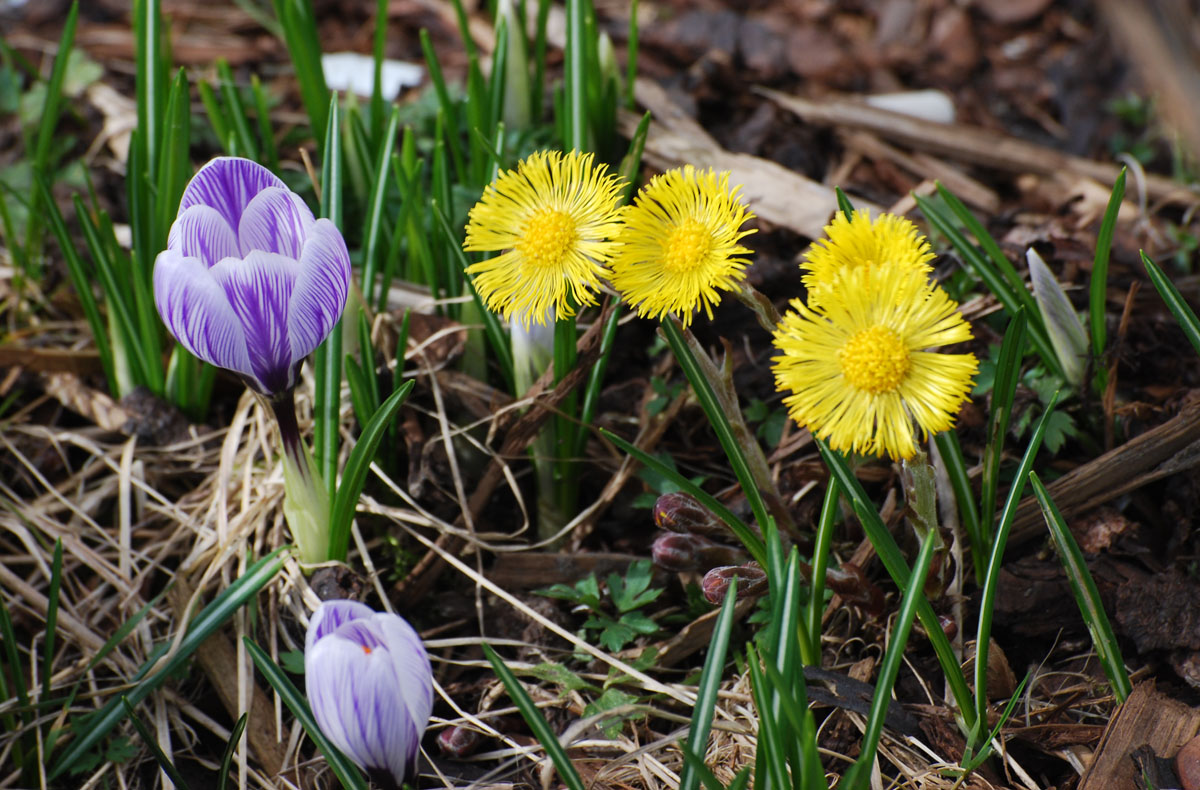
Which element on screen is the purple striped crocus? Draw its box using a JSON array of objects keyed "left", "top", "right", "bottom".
[
  {"left": 154, "top": 156, "right": 350, "bottom": 396},
  {"left": 154, "top": 157, "right": 350, "bottom": 563},
  {"left": 305, "top": 600, "right": 434, "bottom": 790}
]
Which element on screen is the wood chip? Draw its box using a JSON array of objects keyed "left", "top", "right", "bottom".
[
  {"left": 620, "top": 78, "right": 881, "bottom": 240},
  {"left": 1078, "top": 681, "right": 1200, "bottom": 790},
  {"left": 759, "top": 86, "right": 1196, "bottom": 205}
]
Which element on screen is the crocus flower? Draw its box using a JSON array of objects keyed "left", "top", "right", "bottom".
[
  {"left": 154, "top": 156, "right": 351, "bottom": 396},
  {"left": 154, "top": 157, "right": 350, "bottom": 563},
  {"left": 306, "top": 600, "right": 434, "bottom": 790}
]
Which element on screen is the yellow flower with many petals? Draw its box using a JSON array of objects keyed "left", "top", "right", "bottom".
[
  {"left": 772, "top": 263, "right": 977, "bottom": 460},
  {"left": 463, "top": 150, "right": 625, "bottom": 327},
  {"left": 609, "top": 166, "right": 755, "bottom": 327},
  {"left": 801, "top": 210, "right": 934, "bottom": 305}
]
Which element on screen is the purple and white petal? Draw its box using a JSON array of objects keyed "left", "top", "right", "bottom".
[
  {"left": 305, "top": 607, "right": 433, "bottom": 787},
  {"left": 178, "top": 157, "right": 287, "bottom": 235},
  {"left": 167, "top": 204, "right": 239, "bottom": 268},
  {"left": 305, "top": 600, "right": 374, "bottom": 655},
  {"left": 210, "top": 251, "right": 298, "bottom": 394},
  {"left": 288, "top": 219, "right": 351, "bottom": 361},
  {"left": 153, "top": 249, "right": 251, "bottom": 377},
  {"left": 237, "top": 186, "right": 316, "bottom": 259}
]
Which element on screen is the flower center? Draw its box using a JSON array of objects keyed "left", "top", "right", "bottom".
[
  {"left": 838, "top": 325, "right": 910, "bottom": 394},
  {"left": 662, "top": 219, "right": 713, "bottom": 273},
  {"left": 519, "top": 209, "right": 578, "bottom": 268}
]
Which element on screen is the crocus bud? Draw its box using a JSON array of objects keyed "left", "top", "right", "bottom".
[
  {"left": 306, "top": 601, "right": 433, "bottom": 790},
  {"left": 654, "top": 492, "right": 725, "bottom": 537},
  {"left": 701, "top": 563, "right": 768, "bottom": 605}
]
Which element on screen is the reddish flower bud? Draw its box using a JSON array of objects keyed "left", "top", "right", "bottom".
[
  {"left": 437, "top": 725, "right": 481, "bottom": 759},
  {"left": 701, "top": 563, "right": 768, "bottom": 604},
  {"left": 654, "top": 492, "right": 724, "bottom": 537},
  {"left": 652, "top": 533, "right": 747, "bottom": 573}
]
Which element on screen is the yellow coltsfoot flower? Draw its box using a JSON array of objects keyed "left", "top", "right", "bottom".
[
  {"left": 463, "top": 150, "right": 625, "bottom": 327},
  {"left": 609, "top": 166, "right": 755, "bottom": 327},
  {"left": 801, "top": 210, "right": 934, "bottom": 306},
  {"left": 771, "top": 263, "right": 977, "bottom": 461}
]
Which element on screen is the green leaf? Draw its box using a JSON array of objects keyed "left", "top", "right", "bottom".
[
  {"left": 484, "top": 644, "right": 587, "bottom": 790},
  {"left": 1027, "top": 248, "right": 1088, "bottom": 387},
  {"left": 328, "top": 380, "right": 415, "bottom": 561},
  {"left": 49, "top": 548, "right": 287, "bottom": 779},
  {"left": 244, "top": 638, "right": 367, "bottom": 789},
  {"left": 1091, "top": 168, "right": 1126, "bottom": 381},
  {"left": 216, "top": 713, "right": 249, "bottom": 790},
  {"left": 1142, "top": 250, "right": 1200, "bottom": 357},
  {"left": 1031, "top": 472, "right": 1131, "bottom": 701},
  {"left": 582, "top": 688, "right": 639, "bottom": 738}
]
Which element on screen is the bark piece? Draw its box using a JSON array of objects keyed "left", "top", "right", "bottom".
[{"left": 1078, "top": 681, "right": 1200, "bottom": 790}]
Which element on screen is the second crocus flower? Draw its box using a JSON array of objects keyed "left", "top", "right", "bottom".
[{"left": 306, "top": 600, "right": 434, "bottom": 790}]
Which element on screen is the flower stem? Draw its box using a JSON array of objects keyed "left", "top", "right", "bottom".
[
  {"left": 677, "top": 323, "right": 797, "bottom": 537},
  {"left": 269, "top": 391, "right": 332, "bottom": 566}
]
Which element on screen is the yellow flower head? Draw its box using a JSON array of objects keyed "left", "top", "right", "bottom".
[
  {"left": 463, "top": 150, "right": 625, "bottom": 327},
  {"left": 608, "top": 166, "right": 755, "bottom": 327},
  {"left": 802, "top": 210, "right": 934, "bottom": 305},
  {"left": 771, "top": 264, "right": 977, "bottom": 460}
]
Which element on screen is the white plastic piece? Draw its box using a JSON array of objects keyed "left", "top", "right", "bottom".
[
  {"left": 320, "top": 52, "right": 423, "bottom": 101},
  {"left": 864, "top": 89, "right": 956, "bottom": 124}
]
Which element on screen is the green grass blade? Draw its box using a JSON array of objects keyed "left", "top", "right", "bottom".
[
  {"left": 32, "top": 0, "right": 79, "bottom": 172},
  {"left": 345, "top": 357, "right": 377, "bottom": 429},
  {"left": 573, "top": 303, "right": 621, "bottom": 459},
  {"left": 419, "top": 31, "right": 466, "bottom": 181},
  {"left": 805, "top": 477, "right": 840, "bottom": 659},
  {"left": 933, "top": 431, "right": 984, "bottom": 583},
  {"left": 1142, "top": 251, "right": 1200, "bottom": 357},
  {"left": 563, "top": 0, "right": 589, "bottom": 150},
  {"left": 817, "top": 441, "right": 975, "bottom": 727},
  {"left": 1091, "top": 168, "right": 1125, "bottom": 373},
  {"left": 842, "top": 530, "right": 938, "bottom": 790},
  {"left": 483, "top": 644, "right": 587, "bottom": 790},
  {"left": 134, "top": 0, "right": 166, "bottom": 187},
  {"left": 273, "top": 0, "right": 329, "bottom": 145},
  {"left": 600, "top": 428, "right": 766, "bottom": 568},
  {"left": 680, "top": 749, "right": 732, "bottom": 790},
  {"left": 618, "top": 111, "right": 651, "bottom": 204},
  {"left": 243, "top": 638, "right": 368, "bottom": 789},
  {"left": 328, "top": 380, "right": 415, "bottom": 561},
  {"left": 981, "top": 308, "right": 1027, "bottom": 550},
  {"left": 834, "top": 185, "right": 855, "bottom": 220},
  {"left": 36, "top": 175, "right": 115, "bottom": 388},
  {"left": 361, "top": 105, "right": 401, "bottom": 309},
  {"left": 216, "top": 712, "right": 248, "bottom": 790},
  {"left": 936, "top": 183, "right": 1028, "bottom": 302},
  {"left": 432, "top": 201, "right": 515, "bottom": 385},
  {"left": 41, "top": 539, "right": 63, "bottom": 702},
  {"left": 678, "top": 580, "right": 738, "bottom": 790},
  {"left": 973, "top": 390, "right": 1059, "bottom": 741},
  {"left": 73, "top": 196, "right": 160, "bottom": 392},
  {"left": 746, "top": 646, "right": 790, "bottom": 790},
  {"left": 532, "top": 0, "right": 550, "bottom": 119},
  {"left": 661, "top": 319, "right": 772, "bottom": 546},
  {"left": 0, "top": 578, "right": 32, "bottom": 726},
  {"left": 369, "top": 0, "right": 388, "bottom": 144},
  {"left": 1030, "top": 472, "right": 1131, "bottom": 701},
  {"left": 250, "top": 74, "right": 279, "bottom": 172},
  {"left": 216, "top": 59, "right": 259, "bottom": 160},
  {"left": 313, "top": 95, "right": 343, "bottom": 498},
  {"left": 49, "top": 547, "right": 287, "bottom": 779},
  {"left": 121, "top": 697, "right": 192, "bottom": 790},
  {"left": 198, "top": 79, "right": 232, "bottom": 152},
  {"left": 916, "top": 191, "right": 1062, "bottom": 379},
  {"left": 155, "top": 68, "right": 191, "bottom": 253}
]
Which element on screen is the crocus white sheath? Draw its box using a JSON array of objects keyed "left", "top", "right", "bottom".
[
  {"left": 154, "top": 156, "right": 351, "bottom": 396},
  {"left": 305, "top": 600, "right": 434, "bottom": 789}
]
